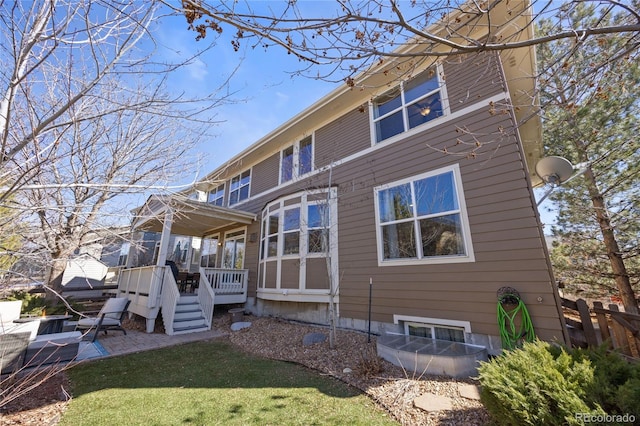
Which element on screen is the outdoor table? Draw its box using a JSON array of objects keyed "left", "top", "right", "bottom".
[{"left": 14, "top": 314, "right": 73, "bottom": 335}]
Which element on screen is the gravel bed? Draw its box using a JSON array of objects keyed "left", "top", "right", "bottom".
[{"left": 223, "top": 315, "right": 490, "bottom": 425}]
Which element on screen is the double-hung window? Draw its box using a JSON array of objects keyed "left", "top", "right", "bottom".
[
  {"left": 280, "top": 136, "right": 313, "bottom": 183},
  {"left": 374, "top": 164, "right": 473, "bottom": 265},
  {"left": 229, "top": 170, "right": 250, "bottom": 205},
  {"left": 372, "top": 66, "right": 445, "bottom": 143},
  {"left": 283, "top": 208, "right": 300, "bottom": 255},
  {"left": 307, "top": 203, "right": 329, "bottom": 253},
  {"left": 200, "top": 236, "right": 219, "bottom": 267},
  {"left": 207, "top": 184, "right": 225, "bottom": 206}
]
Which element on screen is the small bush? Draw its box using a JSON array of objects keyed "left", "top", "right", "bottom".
[
  {"left": 355, "top": 346, "right": 385, "bottom": 378},
  {"left": 478, "top": 340, "right": 605, "bottom": 425},
  {"left": 570, "top": 346, "right": 640, "bottom": 416}
]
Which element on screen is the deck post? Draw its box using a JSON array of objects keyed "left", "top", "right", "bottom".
[{"left": 156, "top": 208, "right": 173, "bottom": 267}]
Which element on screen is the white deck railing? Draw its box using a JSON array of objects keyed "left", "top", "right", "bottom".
[
  {"left": 160, "top": 268, "right": 180, "bottom": 335},
  {"left": 197, "top": 268, "right": 216, "bottom": 326},
  {"left": 201, "top": 268, "right": 248, "bottom": 305},
  {"left": 117, "top": 265, "right": 165, "bottom": 333},
  {"left": 118, "top": 266, "right": 242, "bottom": 333}
]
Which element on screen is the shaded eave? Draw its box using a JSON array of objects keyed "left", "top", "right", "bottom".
[{"left": 133, "top": 195, "right": 256, "bottom": 237}]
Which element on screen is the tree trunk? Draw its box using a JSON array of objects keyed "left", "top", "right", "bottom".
[
  {"left": 584, "top": 168, "right": 639, "bottom": 315},
  {"left": 43, "top": 258, "right": 67, "bottom": 305}
]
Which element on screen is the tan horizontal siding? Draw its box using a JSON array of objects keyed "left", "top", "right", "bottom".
[
  {"left": 315, "top": 107, "right": 370, "bottom": 169},
  {"left": 306, "top": 258, "right": 328, "bottom": 290},
  {"left": 281, "top": 259, "right": 300, "bottom": 289},
  {"left": 228, "top": 56, "right": 562, "bottom": 342},
  {"left": 443, "top": 51, "right": 506, "bottom": 113},
  {"left": 328, "top": 104, "right": 562, "bottom": 338},
  {"left": 251, "top": 152, "right": 279, "bottom": 196}
]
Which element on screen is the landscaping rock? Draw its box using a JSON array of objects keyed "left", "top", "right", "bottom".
[
  {"left": 459, "top": 383, "right": 481, "bottom": 400},
  {"left": 302, "top": 332, "right": 326, "bottom": 346},
  {"left": 230, "top": 321, "right": 252, "bottom": 331},
  {"left": 413, "top": 393, "right": 454, "bottom": 412}
]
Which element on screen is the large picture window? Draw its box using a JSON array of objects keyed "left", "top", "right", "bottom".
[
  {"left": 374, "top": 165, "right": 474, "bottom": 265},
  {"left": 372, "top": 66, "right": 445, "bottom": 143},
  {"left": 280, "top": 136, "right": 313, "bottom": 184},
  {"left": 229, "top": 170, "right": 250, "bottom": 205}
]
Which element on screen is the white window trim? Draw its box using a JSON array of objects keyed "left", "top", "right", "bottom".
[
  {"left": 279, "top": 135, "right": 314, "bottom": 185},
  {"left": 222, "top": 228, "right": 246, "bottom": 269},
  {"left": 208, "top": 183, "right": 226, "bottom": 206},
  {"left": 369, "top": 62, "right": 450, "bottom": 146},
  {"left": 281, "top": 204, "right": 302, "bottom": 258},
  {"left": 257, "top": 188, "right": 338, "bottom": 295},
  {"left": 199, "top": 234, "right": 220, "bottom": 268},
  {"left": 228, "top": 169, "right": 251, "bottom": 206},
  {"left": 393, "top": 314, "right": 472, "bottom": 334},
  {"left": 373, "top": 163, "right": 474, "bottom": 267}
]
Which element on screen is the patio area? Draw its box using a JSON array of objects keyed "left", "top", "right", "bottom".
[{"left": 79, "top": 327, "right": 226, "bottom": 361}]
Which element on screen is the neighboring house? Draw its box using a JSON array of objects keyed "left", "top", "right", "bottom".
[
  {"left": 61, "top": 253, "right": 108, "bottom": 298},
  {"left": 125, "top": 1, "right": 568, "bottom": 353}
]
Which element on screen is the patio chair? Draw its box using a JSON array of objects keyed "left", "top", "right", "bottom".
[{"left": 76, "top": 297, "right": 130, "bottom": 342}]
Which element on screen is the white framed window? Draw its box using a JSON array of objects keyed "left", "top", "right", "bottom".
[
  {"left": 307, "top": 202, "right": 329, "bottom": 253},
  {"left": 280, "top": 136, "right": 313, "bottom": 184},
  {"left": 374, "top": 164, "right": 474, "bottom": 266},
  {"left": 260, "top": 191, "right": 333, "bottom": 262},
  {"left": 207, "top": 184, "right": 225, "bottom": 206},
  {"left": 282, "top": 207, "right": 301, "bottom": 255},
  {"left": 371, "top": 65, "right": 446, "bottom": 143},
  {"left": 229, "top": 170, "right": 250, "bottom": 205},
  {"left": 222, "top": 229, "right": 245, "bottom": 269},
  {"left": 118, "top": 242, "right": 130, "bottom": 266},
  {"left": 394, "top": 315, "right": 471, "bottom": 343},
  {"left": 405, "top": 322, "right": 466, "bottom": 343},
  {"left": 199, "top": 235, "right": 219, "bottom": 268}
]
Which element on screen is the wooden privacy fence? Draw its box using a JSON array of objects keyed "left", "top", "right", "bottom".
[{"left": 561, "top": 297, "right": 640, "bottom": 359}]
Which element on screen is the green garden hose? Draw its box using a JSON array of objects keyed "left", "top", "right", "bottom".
[{"left": 497, "top": 287, "right": 536, "bottom": 350}]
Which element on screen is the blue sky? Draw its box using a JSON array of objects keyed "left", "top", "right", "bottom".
[{"left": 152, "top": 7, "right": 338, "bottom": 174}]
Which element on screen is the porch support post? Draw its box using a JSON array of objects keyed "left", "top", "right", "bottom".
[{"left": 156, "top": 208, "right": 173, "bottom": 266}]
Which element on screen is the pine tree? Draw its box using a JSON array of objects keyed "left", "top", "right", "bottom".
[{"left": 537, "top": 3, "right": 640, "bottom": 313}]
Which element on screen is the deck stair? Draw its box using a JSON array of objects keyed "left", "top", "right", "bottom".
[{"left": 172, "top": 295, "right": 208, "bottom": 334}]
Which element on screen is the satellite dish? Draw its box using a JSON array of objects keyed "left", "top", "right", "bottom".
[{"left": 535, "top": 156, "right": 574, "bottom": 186}]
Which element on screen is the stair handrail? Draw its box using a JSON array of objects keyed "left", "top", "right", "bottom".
[
  {"left": 160, "top": 267, "right": 180, "bottom": 335},
  {"left": 198, "top": 267, "right": 215, "bottom": 327}
]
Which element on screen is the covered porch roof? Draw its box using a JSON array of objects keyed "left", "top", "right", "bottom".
[{"left": 133, "top": 195, "right": 256, "bottom": 237}]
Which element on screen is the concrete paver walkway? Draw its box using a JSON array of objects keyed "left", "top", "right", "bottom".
[{"left": 93, "top": 328, "right": 228, "bottom": 358}]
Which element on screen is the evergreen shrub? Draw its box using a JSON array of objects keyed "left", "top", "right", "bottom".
[{"left": 478, "top": 340, "right": 605, "bottom": 425}]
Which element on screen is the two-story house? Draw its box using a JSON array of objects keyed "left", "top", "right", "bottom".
[{"left": 121, "top": 1, "right": 568, "bottom": 366}]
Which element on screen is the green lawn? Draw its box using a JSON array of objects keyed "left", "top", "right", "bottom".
[{"left": 61, "top": 340, "right": 397, "bottom": 426}]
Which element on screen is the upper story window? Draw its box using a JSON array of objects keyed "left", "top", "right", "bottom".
[
  {"left": 374, "top": 164, "right": 474, "bottom": 265},
  {"left": 207, "top": 184, "right": 225, "bottom": 206},
  {"left": 280, "top": 136, "right": 313, "bottom": 184},
  {"left": 229, "top": 170, "right": 250, "bottom": 205},
  {"left": 372, "top": 65, "right": 445, "bottom": 143}
]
